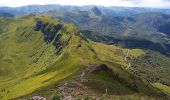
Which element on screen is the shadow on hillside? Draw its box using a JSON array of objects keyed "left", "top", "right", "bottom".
[{"left": 82, "top": 30, "right": 170, "bottom": 56}]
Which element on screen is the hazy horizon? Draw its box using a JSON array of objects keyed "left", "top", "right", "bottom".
[{"left": 0, "top": 0, "right": 170, "bottom": 8}]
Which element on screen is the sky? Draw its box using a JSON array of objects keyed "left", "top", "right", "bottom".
[{"left": 0, "top": 0, "right": 170, "bottom": 8}]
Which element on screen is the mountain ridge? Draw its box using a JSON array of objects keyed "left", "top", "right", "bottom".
[
  {"left": 1, "top": 5, "right": 170, "bottom": 16},
  {"left": 47, "top": 11, "right": 170, "bottom": 56},
  {"left": 0, "top": 15, "right": 168, "bottom": 99}
]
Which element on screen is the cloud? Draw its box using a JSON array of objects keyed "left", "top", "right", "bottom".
[
  {"left": 120, "top": 0, "right": 141, "bottom": 4},
  {"left": 0, "top": 0, "right": 170, "bottom": 8},
  {"left": 120, "top": 0, "right": 170, "bottom": 8},
  {"left": 137, "top": 0, "right": 170, "bottom": 8}
]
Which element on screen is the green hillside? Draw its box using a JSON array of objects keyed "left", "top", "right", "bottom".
[
  {"left": 0, "top": 15, "right": 167, "bottom": 100},
  {"left": 49, "top": 11, "right": 170, "bottom": 55},
  {"left": 153, "top": 83, "right": 170, "bottom": 94}
]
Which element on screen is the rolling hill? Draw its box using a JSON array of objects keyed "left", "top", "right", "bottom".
[{"left": 0, "top": 15, "right": 168, "bottom": 99}]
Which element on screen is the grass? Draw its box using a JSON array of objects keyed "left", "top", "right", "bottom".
[
  {"left": 0, "top": 15, "right": 83, "bottom": 99},
  {"left": 129, "top": 49, "right": 145, "bottom": 58},
  {"left": 153, "top": 83, "right": 170, "bottom": 94},
  {"left": 0, "top": 15, "right": 164, "bottom": 99},
  {"left": 86, "top": 70, "right": 134, "bottom": 94},
  {"left": 101, "top": 94, "right": 157, "bottom": 100},
  {"left": 129, "top": 50, "right": 170, "bottom": 86},
  {"left": 0, "top": 54, "right": 82, "bottom": 99},
  {"left": 91, "top": 41, "right": 146, "bottom": 67}
]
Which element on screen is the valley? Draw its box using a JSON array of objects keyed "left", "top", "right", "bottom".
[{"left": 0, "top": 5, "right": 170, "bottom": 100}]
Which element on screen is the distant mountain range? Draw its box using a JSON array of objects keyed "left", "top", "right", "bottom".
[
  {"left": 1, "top": 4, "right": 170, "bottom": 16},
  {"left": 1, "top": 5, "right": 170, "bottom": 99},
  {"left": 47, "top": 8, "right": 170, "bottom": 55},
  {"left": 1, "top": 15, "right": 169, "bottom": 100},
  {"left": 1, "top": 5, "right": 170, "bottom": 55}
]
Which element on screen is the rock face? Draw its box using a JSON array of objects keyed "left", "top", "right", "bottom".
[
  {"left": 34, "top": 18, "right": 70, "bottom": 55},
  {"left": 94, "top": 64, "right": 112, "bottom": 73},
  {"left": 91, "top": 7, "right": 102, "bottom": 16},
  {"left": 34, "top": 19, "right": 62, "bottom": 43}
]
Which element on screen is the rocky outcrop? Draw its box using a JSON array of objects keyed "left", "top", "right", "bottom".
[
  {"left": 92, "top": 64, "right": 138, "bottom": 92},
  {"left": 34, "top": 18, "right": 70, "bottom": 55},
  {"left": 91, "top": 7, "right": 102, "bottom": 16},
  {"left": 93, "top": 64, "right": 112, "bottom": 73},
  {"left": 34, "top": 20, "right": 62, "bottom": 42}
]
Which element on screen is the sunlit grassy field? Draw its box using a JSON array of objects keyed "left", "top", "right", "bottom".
[{"left": 0, "top": 15, "right": 165, "bottom": 100}]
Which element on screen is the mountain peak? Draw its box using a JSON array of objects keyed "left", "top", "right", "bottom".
[{"left": 90, "top": 7, "right": 102, "bottom": 16}]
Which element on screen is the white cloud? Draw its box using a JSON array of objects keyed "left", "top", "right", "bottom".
[
  {"left": 134, "top": 0, "right": 170, "bottom": 8},
  {"left": 0, "top": 0, "right": 170, "bottom": 8}
]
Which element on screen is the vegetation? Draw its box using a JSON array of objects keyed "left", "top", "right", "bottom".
[
  {"left": 48, "top": 10, "right": 170, "bottom": 56},
  {"left": 0, "top": 15, "right": 168, "bottom": 100},
  {"left": 153, "top": 83, "right": 170, "bottom": 95},
  {"left": 129, "top": 51, "right": 170, "bottom": 86},
  {"left": 0, "top": 15, "right": 82, "bottom": 99}
]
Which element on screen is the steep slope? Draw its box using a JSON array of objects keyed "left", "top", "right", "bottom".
[
  {"left": 90, "top": 7, "right": 102, "bottom": 16},
  {"left": 52, "top": 11, "right": 170, "bottom": 42},
  {"left": 129, "top": 50, "right": 170, "bottom": 86},
  {"left": 49, "top": 11, "right": 170, "bottom": 55},
  {"left": 0, "top": 15, "right": 80, "bottom": 99},
  {"left": 0, "top": 15, "right": 167, "bottom": 100}
]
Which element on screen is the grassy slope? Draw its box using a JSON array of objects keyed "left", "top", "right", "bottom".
[
  {"left": 0, "top": 15, "right": 83, "bottom": 99},
  {"left": 0, "top": 15, "right": 164, "bottom": 99},
  {"left": 153, "top": 83, "right": 170, "bottom": 94},
  {"left": 129, "top": 50, "right": 170, "bottom": 87}
]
